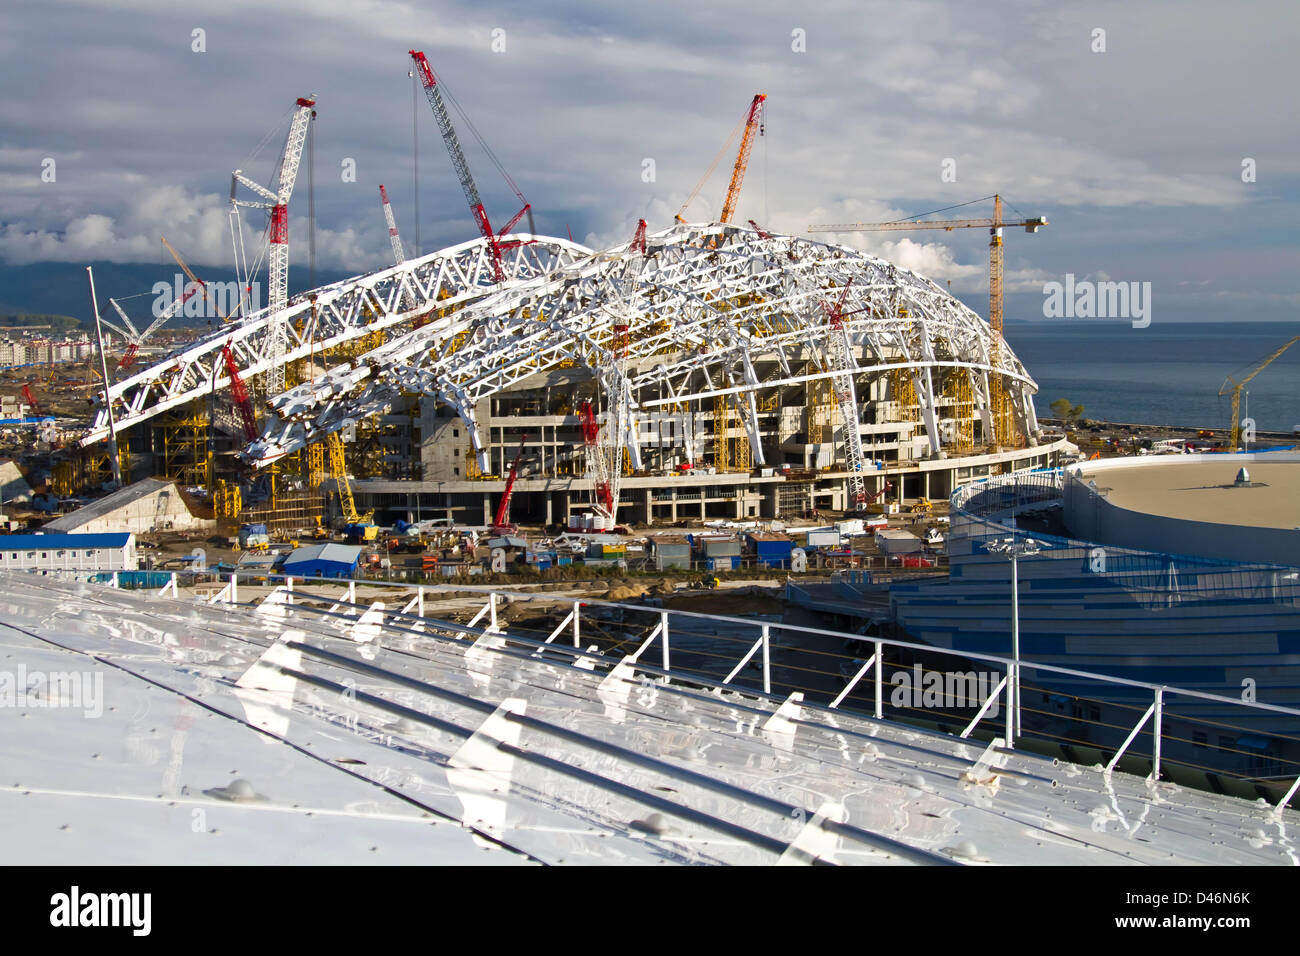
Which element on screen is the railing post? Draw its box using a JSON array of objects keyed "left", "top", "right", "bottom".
[
  {"left": 490, "top": 592, "right": 498, "bottom": 628},
  {"left": 1152, "top": 687, "right": 1164, "bottom": 783},
  {"left": 874, "top": 640, "right": 883, "bottom": 719},
  {"left": 416, "top": 585, "right": 424, "bottom": 619},
  {"left": 286, "top": 576, "right": 293, "bottom": 605},
  {"left": 761, "top": 624, "right": 771, "bottom": 694},
  {"left": 1004, "top": 662, "right": 1015, "bottom": 750},
  {"left": 230, "top": 571, "right": 237, "bottom": 605},
  {"left": 572, "top": 600, "right": 581, "bottom": 648},
  {"left": 169, "top": 571, "right": 177, "bottom": 597},
  {"left": 660, "top": 609, "right": 670, "bottom": 673},
  {"left": 111, "top": 571, "right": 119, "bottom": 589}
]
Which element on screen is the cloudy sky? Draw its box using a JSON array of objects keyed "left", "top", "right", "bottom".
[{"left": 2, "top": 0, "right": 1297, "bottom": 320}]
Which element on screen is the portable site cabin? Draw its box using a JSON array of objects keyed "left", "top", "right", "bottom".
[
  {"left": 747, "top": 532, "right": 793, "bottom": 569},
  {"left": 803, "top": 527, "right": 841, "bottom": 548},
  {"left": 875, "top": 529, "right": 922, "bottom": 556},
  {"left": 690, "top": 534, "right": 741, "bottom": 571},
  {"left": 648, "top": 534, "right": 691, "bottom": 571},
  {"left": 281, "top": 543, "right": 362, "bottom": 579},
  {"left": 0, "top": 531, "right": 135, "bottom": 571}
]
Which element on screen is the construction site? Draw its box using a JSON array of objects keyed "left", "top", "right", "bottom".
[{"left": 1, "top": 54, "right": 1074, "bottom": 552}]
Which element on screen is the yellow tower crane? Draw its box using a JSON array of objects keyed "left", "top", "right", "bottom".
[
  {"left": 809, "top": 195, "right": 1048, "bottom": 449},
  {"left": 1218, "top": 336, "right": 1299, "bottom": 451}
]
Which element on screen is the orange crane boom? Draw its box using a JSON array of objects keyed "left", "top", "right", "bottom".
[
  {"left": 675, "top": 93, "right": 766, "bottom": 224},
  {"left": 720, "top": 94, "right": 766, "bottom": 224}
]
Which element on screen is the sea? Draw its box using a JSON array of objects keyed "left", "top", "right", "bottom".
[{"left": 1004, "top": 320, "right": 1300, "bottom": 434}]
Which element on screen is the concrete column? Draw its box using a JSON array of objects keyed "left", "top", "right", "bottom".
[
  {"left": 482, "top": 493, "right": 492, "bottom": 524},
  {"left": 644, "top": 488, "right": 653, "bottom": 526}
]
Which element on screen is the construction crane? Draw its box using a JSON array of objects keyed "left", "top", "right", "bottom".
[
  {"left": 861, "top": 481, "right": 893, "bottom": 508},
  {"left": 820, "top": 280, "right": 871, "bottom": 510},
  {"left": 720, "top": 94, "right": 766, "bottom": 224},
  {"left": 327, "top": 430, "right": 373, "bottom": 528},
  {"left": 220, "top": 343, "right": 259, "bottom": 442},
  {"left": 1219, "top": 336, "right": 1299, "bottom": 451},
  {"left": 809, "top": 195, "right": 1048, "bottom": 448},
  {"left": 491, "top": 435, "right": 528, "bottom": 534},
  {"left": 676, "top": 93, "right": 766, "bottom": 224},
  {"left": 378, "top": 184, "right": 417, "bottom": 313},
  {"left": 103, "top": 239, "right": 207, "bottom": 370},
  {"left": 378, "top": 184, "right": 407, "bottom": 267},
  {"left": 230, "top": 95, "right": 317, "bottom": 395},
  {"left": 579, "top": 400, "right": 617, "bottom": 527},
  {"left": 409, "top": 50, "right": 531, "bottom": 284},
  {"left": 21, "top": 383, "right": 40, "bottom": 416}
]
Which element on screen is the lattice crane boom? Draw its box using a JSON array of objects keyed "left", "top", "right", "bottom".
[
  {"left": 378, "top": 185, "right": 416, "bottom": 312},
  {"left": 379, "top": 184, "right": 406, "bottom": 266},
  {"left": 410, "top": 50, "right": 530, "bottom": 284},
  {"left": 675, "top": 93, "right": 766, "bottom": 225},
  {"left": 579, "top": 400, "right": 617, "bottom": 525},
  {"left": 220, "top": 343, "right": 259, "bottom": 443},
  {"left": 492, "top": 434, "right": 527, "bottom": 532},
  {"left": 327, "top": 430, "right": 372, "bottom": 525},
  {"left": 230, "top": 96, "right": 317, "bottom": 395},
  {"left": 822, "top": 280, "right": 870, "bottom": 510},
  {"left": 720, "top": 94, "right": 765, "bottom": 224},
  {"left": 1219, "top": 335, "right": 1300, "bottom": 450}
]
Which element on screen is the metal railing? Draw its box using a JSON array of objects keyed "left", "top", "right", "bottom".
[{"left": 27, "top": 561, "right": 1293, "bottom": 813}]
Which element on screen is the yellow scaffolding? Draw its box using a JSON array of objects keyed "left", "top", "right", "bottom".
[
  {"left": 713, "top": 392, "right": 751, "bottom": 473},
  {"left": 713, "top": 392, "right": 730, "bottom": 471},
  {"left": 890, "top": 367, "right": 919, "bottom": 422},
  {"left": 806, "top": 377, "right": 835, "bottom": 445},
  {"left": 307, "top": 443, "right": 326, "bottom": 488},
  {"left": 213, "top": 479, "right": 241, "bottom": 520},
  {"left": 945, "top": 371, "right": 975, "bottom": 452},
  {"left": 160, "top": 409, "right": 211, "bottom": 487}
]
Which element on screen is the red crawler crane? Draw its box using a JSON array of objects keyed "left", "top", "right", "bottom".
[
  {"left": 491, "top": 435, "right": 527, "bottom": 534},
  {"left": 220, "top": 344, "right": 259, "bottom": 442},
  {"left": 580, "top": 401, "right": 614, "bottom": 516}
]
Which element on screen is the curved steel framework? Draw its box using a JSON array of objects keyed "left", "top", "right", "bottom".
[
  {"left": 246, "top": 223, "right": 1040, "bottom": 483},
  {"left": 81, "top": 234, "right": 591, "bottom": 446}
]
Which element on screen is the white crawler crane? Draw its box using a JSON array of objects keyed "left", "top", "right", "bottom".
[{"left": 230, "top": 95, "right": 316, "bottom": 395}]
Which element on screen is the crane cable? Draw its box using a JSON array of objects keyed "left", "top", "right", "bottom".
[{"left": 676, "top": 108, "right": 748, "bottom": 221}]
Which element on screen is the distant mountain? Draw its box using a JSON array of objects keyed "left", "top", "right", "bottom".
[
  {"left": 0, "top": 313, "right": 81, "bottom": 333},
  {"left": 0, "top": 262, "right": 355, "bottom": 325}
]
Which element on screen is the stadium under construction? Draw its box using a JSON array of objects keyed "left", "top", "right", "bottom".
[
  {"left": 63, "top": 64, "right": 1072, "bottom": 534},
  {"left": 82, "top": 221, "right": 1070, "bottom": 532}
]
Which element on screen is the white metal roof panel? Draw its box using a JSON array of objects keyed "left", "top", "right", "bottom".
[{"left": 2, "top": 571, "right": 1296, "bottom": 866}]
